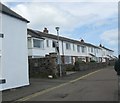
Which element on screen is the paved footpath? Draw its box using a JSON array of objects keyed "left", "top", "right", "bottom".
[{"left": 2, "top": 66, "right": 119, "bottom": 102}]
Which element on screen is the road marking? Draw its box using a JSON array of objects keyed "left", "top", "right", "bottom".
[
  {"left": 69, "top": 69, "right": 102, "bottom": 83},
  {"left": 15, "top": 69, "right": 102, "bottom": 102},
  {"left": 14, "top": 82, "right": 69, "bottom": 102}
]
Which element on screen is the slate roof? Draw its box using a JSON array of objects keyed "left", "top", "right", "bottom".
[
  {"left": 101, "top": 46, "right": 114, "bottom": 52},
  {"left": 28, "top": 28, "right": 44, "bottom": 39},
  {"left": 0, "top": 3, "right": 29, "bottom": 23},
  {"left": 28, "top": 28, "right": 101, "bottom": 49}
]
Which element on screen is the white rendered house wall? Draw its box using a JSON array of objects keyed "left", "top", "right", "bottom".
[{"left": 0, "top": 13, "right": 29, "bottom": 91}]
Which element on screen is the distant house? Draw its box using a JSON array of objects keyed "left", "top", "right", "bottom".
[
  {"left": 0, "top": 3, "right": 29, "bottom": 91},
  {"left": 27, "top": 28, "right": 111, "bottom": 64},
  {"left": 99, "top": 44, "right": 114, "bottom": 62}
]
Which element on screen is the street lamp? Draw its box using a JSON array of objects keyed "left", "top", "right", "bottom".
[{"left": 55, "top": 27, "right": 62, "bottom": 77}]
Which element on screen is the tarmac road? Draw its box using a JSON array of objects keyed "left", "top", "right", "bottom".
[
  {"left": 16, "top": 66, "right": 118, "bottom": 101},
  {"left": 2, "top": 67, "right": 102, "bottom": 101}
]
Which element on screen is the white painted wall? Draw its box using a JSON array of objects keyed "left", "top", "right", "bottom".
[
  {"left": 0, "top": 38, "right": 2, "bottom": 55},
  {"left": 0, "top": 13, "right": 29, "bottom": 91},
  {"left": 96, "top": 48, "right": 102, "bottom": 57},
  {"left": 0, "top": 12, "right": 3, "bottom": 90},
  {"left": 99, "top": 47, "right": 114, "bottom": 62},
  {"left": 0, "top": 56, "right": 1, "bottom": 79},
  {"left": 62, "top": 41, "right": 88, "bottom": 57},
  {"left": 28, "top": 37, "right": 56, "bottom": 57},
  {"left": 28, "top": 35, "right": 113, "bottom": 63},
  {"left": 28, "top": 37, "right": 90, "bottom": 58},
  {"left": 0, "top": 12, "right": 2, "bottom": 56}
]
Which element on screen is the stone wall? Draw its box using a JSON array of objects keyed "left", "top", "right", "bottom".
[
  {"left": 29, "top": 53, "right": 115, "bottom": 78},
  {"left": 74, "top": 61, "right": 112, "bottom": 71},
  {"left": 108, "top": 60, "right": 115, "bottom": 66},
  {"left": 29, "top": 53, "right": 66, "bottom": 78}
]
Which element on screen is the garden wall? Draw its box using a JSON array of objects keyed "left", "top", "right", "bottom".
[
  {"left": 29, "top": 53, "right": 66, "bottom": 78},
  {"left": 29, "top": 53, "right": 115, "bottom": 78}
]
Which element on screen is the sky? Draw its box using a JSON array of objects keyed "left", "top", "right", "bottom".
[{"left": 1, "top": 0, "right": 119, "bottom": 56}]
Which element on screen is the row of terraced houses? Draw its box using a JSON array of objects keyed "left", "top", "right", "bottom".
[
  {"left": 27, "top": 28, "right": 115, "bottom": 64},
  {"left": 0, "top": 3, "right": 116, "bottom": 91}
]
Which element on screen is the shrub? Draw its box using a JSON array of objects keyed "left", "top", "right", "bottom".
[
  {"left": 64, "top": 64, "right": 74, "bottom": 71},
  {"left": 90, "top": 60, "right": 96, "bottom": 63},
  {"left": 74, "top": 60, "right": 86, "bottom": 71}
]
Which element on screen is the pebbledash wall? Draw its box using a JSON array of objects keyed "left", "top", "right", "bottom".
[{"left": 0, "top": 4, "right": 29, "bottom": 91}]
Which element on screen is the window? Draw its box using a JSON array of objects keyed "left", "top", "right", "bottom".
[
  {"left": 66, "top": 43, "right": 71, "bottom": 50},
  {"left": 52, "top": 41, "right": 57, "bottom": 48},
  {"left": 33, "top": 39, "right": 44, "bottom": 48},
  {"left": 64, "top": 56, "right": 72, "bottom": 64},
  {"left": 96, "top": 49, "right": 98, "bottom": 53},
  {"left": 91, "top": 47, "right": 93, "bottom": 53},
  {"left": 0, "top": 79, "right": 6, "bottom": 84},
  {"left": 77, "top": 45, "right": 80, "bottom": 52},
  {"left": 81, "top": 46, "right": 86, "bottom": 53},
  {"left": 46, "top": 40, "right": 49, "bottom": 47},
  {"left": 0, "top": 33, "right": 3, "bottom": 38},
  {"left": 95, "top": 48, "right": 98, "bottom": 54},
  {"left": 73, "top": 44, "right": 75, "bottom": 51},
  {"left": 88, "top": 47, "right": 90, "bottom": 52},
  {"left": 94, "top": 49, "right": 96, "bottom": 54}
]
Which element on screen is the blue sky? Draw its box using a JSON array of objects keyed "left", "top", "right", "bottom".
[{"left": 2, "top": 0, "right": 118, "bottom": 56}]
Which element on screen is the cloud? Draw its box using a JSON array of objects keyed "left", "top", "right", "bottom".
[
  {"left": 2, "top": 1, "right": 118, "bottom": 55},
  {"left": 1, "top": 0, "right": 119, "bottom": 2},
  {"left": 100, "top": 29, "right": 118, "bottom": 56},
  {"left": 100, "top": 29, "right": 118, "bottom": 46},
  {"left": 8, "top": 2, "right": 117, "bottom": 35},
  {"left": 9, "top": 3, "right": 81, "bottom": 33}
]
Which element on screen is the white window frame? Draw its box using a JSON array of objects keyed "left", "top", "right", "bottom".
[
  {"left": 66, "top": 42, "right": 71, "bottom": 50},
  {"left": 91, "top": 47, "right": 93, "bottom": 53},
  {"left": 73, "top": 44, "right": 75, "bottom": 51},
  {"left": 81, "top": 46, "right": 86, "bottom": 53},
  {"left": 33, "top": 38, "right": 44, "bottom": 49},
  {"left": 77, "top": 45, "right": 80, "bottom": 53},
  {"left": 52, "top": 40, "right": 57, "bottom": 48},
  {"left": 46, "top": 39, "right": 50, "bottom": 47}
]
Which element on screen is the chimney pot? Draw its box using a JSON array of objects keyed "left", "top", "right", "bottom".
[
  {"left": 43, "top": 27, "right": 49, "bottom": 33},
  {"left": 99, "top": 44, "right": 102, "bottom": 47},
  {"left": 81, "top": 39, "right": 84, "bottom": 43}
]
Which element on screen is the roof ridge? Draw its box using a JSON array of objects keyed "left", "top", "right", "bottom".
[
  {"left": 0, "top": 3, "right": 29, "bottom": 23},
  {"left": 28, "top": 28, "right": 102, "bottom": 49}
]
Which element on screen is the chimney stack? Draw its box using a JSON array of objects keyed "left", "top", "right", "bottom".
[
  {"left": 99, "top": 44, "right": 102, "bottom": 47},
  {"left": 43, "top": 27, "right": 49, "bottom": 33},
  {"left": 80, "top": 39, "right": 84, "bottom": 43}
]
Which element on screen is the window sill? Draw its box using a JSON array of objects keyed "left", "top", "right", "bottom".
[{"left": 29, "top": 47, "right": 45, "bottom": 50}]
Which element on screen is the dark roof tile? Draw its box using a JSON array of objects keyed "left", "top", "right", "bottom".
[
  {"left": 28, "top": 28, "right": 101, "bottom": 49},
  {"left": 101, "top": 46, "right": 114, "bottom": 52},
  {"left": 27, "top": 28, "right": 44, "bottom": 39}
]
